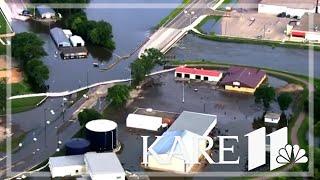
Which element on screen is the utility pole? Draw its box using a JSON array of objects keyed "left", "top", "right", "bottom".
[{"left": 182, "top": 82, "right": 185, "bottom": 103}]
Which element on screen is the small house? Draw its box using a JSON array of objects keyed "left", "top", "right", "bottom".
[
  {"left": 70, "top": 35, "right": 85, "bottom": 47},
  {"left": 36, "top": 5, "right": 56, "bottom": 19}
]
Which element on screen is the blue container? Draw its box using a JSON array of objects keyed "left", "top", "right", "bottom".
[
  {"left": 65, "top": 138, "right": 90, "bottom": 155},
  {"left": 85, "top": 119, "right": 118, "bottom": 152}
]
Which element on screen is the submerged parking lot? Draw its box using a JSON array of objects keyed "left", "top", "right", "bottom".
[{"left": 103, "top": 71, "right": 288, "bottom": 176}]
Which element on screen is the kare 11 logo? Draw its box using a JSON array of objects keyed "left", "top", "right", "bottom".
[{"left": 141, "top": 127, "right": 308, "bottom": 171}]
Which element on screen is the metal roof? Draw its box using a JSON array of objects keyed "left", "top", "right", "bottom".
[
  {"left": 50, "top": 27, "right": 71, "bottom": 47},
  {"left": 220, "top": 66, "right": 266, "bottom": 88},
  {"left": 49, "top": 155, "right": 84, "bottom": 167},
  {"left": 167, "top": 111, "right": 217, "bottom": 136},
  {"left": 259, "top": 0, "right": 317, "bottom": 9},
  {"left": 36, "top": 5, "right": 55, "bottom": 15},
  {"left": 151, "top": 130, "right": 202, "bottom": 155},
  {"left": 84, "top": 152, "right": 125, "bottom": 175},
  {"left": 265, "top": 112, "right": 281, "bottom": 119},
  {"left": 175, "top": 66, "right": 222, "bottom": 77}
]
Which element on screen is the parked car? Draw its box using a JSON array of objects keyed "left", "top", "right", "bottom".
[
  {"left": 277, "top": 12, "right": 286, "bottom": 18},
  {"left": 19, "top": 10, "right": 32, "bottom": 17}
]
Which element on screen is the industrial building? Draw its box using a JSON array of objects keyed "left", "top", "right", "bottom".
[
  {"left": 85, "top": 119, "right": 119, "bottom": 152},
  {"left": 126, "top": 113, "right": 165, "bottom": 131},
  {"left": 84, "top": 152, "right": 125, "bottom": 180},
  {"left": 264, "top": 112, "right": 281, "bottom": 124},
  {"left": 258, "top": 0, "right": 318, "bottom": 18},
  {"left": 287, "top": 13, "right": 320, "bottom": 42},
  {"left": 49, "top": 152, "right": 125, "bottom": 180},
  {"left": 220, "top": 66, "right": 267, "bottom": 93},
  {"left": 60, "top": 46, "right": 88, "bottom": 59},
  {"left": 50, "top": 27, "right": 71, "bottom": 48},
  {"left": 145, "top": 111, "right": 217, "bottom": 173},
  {"left": 175, "top": 66, "right": 223, "bottom": 83},
  {"left": 70, "top": 35, "right": 85, "bottom": 47},
  {"left": 49, "top": 155, "right": 86, "bottom": 178},
  {"left": 36, "top": 5, "right": 56, "bottom": 19}
]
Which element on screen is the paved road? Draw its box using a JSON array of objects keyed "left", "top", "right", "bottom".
[{"left": 138, "top": 0, "right": 221, "bottom": 56}]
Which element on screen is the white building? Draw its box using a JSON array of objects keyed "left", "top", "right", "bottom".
[
  {"left": 84, "top": 152, "right": 125, "bottom": 180},
  {"left": 258, "top": 0, "right": 317, "bottom": 18},
  {"left": 49, "top": 152, "right": 125, "bottom": 180},
  {"left": 36, "top": 5, "right": 56, "bottom": 19},
  {"left": 70, "top": 35, "right": 85, "bottom": 47},
  {"left": 264, "top": 112, "right": 281, "bottom": 124},
  {"left": 145, "top": 111, "right": 217, "bottom": 173},
  {"left": 126, "top": 113, "right": 164, "bottom": 131},
  {"left": 175, "top": 66, "right": 223, "bottom": 83},
  {"left": 49, "top": 155, "right": 86, "bottom": 178},
  {"left": 63, "top": 29, "right": 73, "bottom": 38}
]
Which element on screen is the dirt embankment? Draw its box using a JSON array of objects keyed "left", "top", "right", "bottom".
[{"left": 0, "top": 56, "right": 22, "bottom": 84}]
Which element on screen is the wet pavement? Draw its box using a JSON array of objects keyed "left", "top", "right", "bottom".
[{"left": 103, "top": 71, "right": 288, "bottom": 178}]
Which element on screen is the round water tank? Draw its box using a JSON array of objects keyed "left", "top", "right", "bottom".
[
  {"left": 65, "top": 138, "right": 90, "bottom": 155},
  {"left": 85, "top": 119, "right": 118, "bottom": 152}
]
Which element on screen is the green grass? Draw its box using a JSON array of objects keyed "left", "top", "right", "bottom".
[
  {"left": 0, "top": 10, "right": 9, "bottom": 35},
  {"left": 297, "top": 117, "right": 309, "bottom": 149},
  {"left": 156, "top": 0, "right": 191, "bottom": 28},
  {"left": 192, "top": 31, "right": 320, "bottom": 51},
  {"left": 9, "top": 96, "right": 46, "bottom": 114},
  {"left": 0, "top": 44, "right": 5, "bottom": 55},
  {"left": 11, "top": 81, "right": 33, "bottom": 96},
  {"left": 0, "top": 133, "right": 26, "bottom": 152}
]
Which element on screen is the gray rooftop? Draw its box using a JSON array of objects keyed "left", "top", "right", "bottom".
[
  {"left": 168, "top": 111, "right": 217, "bottom": 136},
  {"left": 36, "top": 5, "right": 55, "bottom": 15},
  {"left": 84, "top": 152, "right": 125, "bottom": 175},
  {"left": 50, "top": 27, "right": 71, "bottom": 47},
  {"left": 49, "top": 155, "right": 84, "bottom": 167}
]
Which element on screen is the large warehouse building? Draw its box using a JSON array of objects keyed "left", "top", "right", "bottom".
[
  {"left": 258, "top": 0, "right": 318, "bottom": 18},
  {"left": 145, "top": 111, "right": 217, "bottom": 173}
]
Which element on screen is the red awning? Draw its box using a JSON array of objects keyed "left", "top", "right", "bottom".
[
  {"left": 176, "top": 66, "right": 222, "bottom": 77},
  {"left": 291, "top": 31, "right": 306, "bottom": 37}
]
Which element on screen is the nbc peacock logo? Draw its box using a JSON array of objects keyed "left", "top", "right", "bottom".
[{"left": 276, "top": 144, "right": 308, "bottom": 164}]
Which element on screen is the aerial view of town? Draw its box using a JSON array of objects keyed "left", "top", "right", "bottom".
[{"left": 0, "top": 0, "right": 319, "bottom": 179}]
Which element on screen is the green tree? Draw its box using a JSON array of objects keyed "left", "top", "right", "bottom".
[
  {"left": 78, "top": 108, "right": 103, "bottom": 127},
  {"left": 254, "top": 85, "right": 276, "bottom": 109},
  {"left": 140, "top": 48, "right": 165, "bottom": 65},
  {"left": 277, "top": 92, "right": 293, "bottom": 111},
  {"left": 107, "top": 85, "right": 130, "bottom": 107},
  {"left": 25, "top": 59, "right": 49, "bottom": 92},
  {"left": 12, "top": 32, "right": 47, "bottom": 66},
  {"left": 89, "top": 21, "right": 115, "bottom": 50},
  {"left": 0, "top": 78, "right": 6, "bottom": 114}
]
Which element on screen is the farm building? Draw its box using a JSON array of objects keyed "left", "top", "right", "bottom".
[
  {"left": 258, "top": 0, "right": 317, "bottom": 18},
  {"left": 145, "top": 111, "right": 217, "bottom": 173},
  {"left": 36, "top": 5, "right": 56, "bottom": 19},
  {"left": 49, "top": 152, "right": 125, "bottom": 180},
  {"left": 48, "top": 155, "right": 86, "bottom": 178},
  {"left": 84, "top": 152, "right": 125, "bottom": 180},
  {"left": 287, "top": 13, "right": 320, "bottom": 42},
  {"left": 264, "top": 112, "right": 281, "bottom": 124},
  {"left": 126, "top": 113, "right": 164, "bottom": 131},
  {"left": 175, "top": 66, "right": 223, "bottom": 83},
  {"left": 50, "top": 27, "right": 71, "bottom": 48},
  {"left": 220, "top": 66, "right": 267, "bottom": 93},
  {"left": 70, "top": 35, "right": 85, "bottom": 47}
]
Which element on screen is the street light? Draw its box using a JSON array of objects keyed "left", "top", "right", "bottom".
[{"left": 184, "top": 10, "right": 195, "bottom": 25}]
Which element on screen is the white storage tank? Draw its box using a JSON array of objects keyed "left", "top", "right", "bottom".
[{"left": 85, "top": 119, "right": 118, "bottom": 152}]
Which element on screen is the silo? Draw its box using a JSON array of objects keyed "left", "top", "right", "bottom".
[
  {"left": 65, "top": 138, "right": 90, "bottom": 155},
  {"left": 85, "top": 119, "right": 118, "bottom": 152}
]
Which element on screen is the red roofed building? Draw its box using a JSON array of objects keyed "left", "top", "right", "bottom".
[
  {"left": 175, "top": 66, "right": 223, "bottom": 83},
  {"left": 220, "top": 66, "right": 267, "bottom": 93}
]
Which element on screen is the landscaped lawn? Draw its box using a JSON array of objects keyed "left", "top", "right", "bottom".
[
  {"left": 0, "top": 133, "right": 26, "bottom": 152},
  {"left": 0, "top": 9, "right": 11, "bottom": 35},
  {"left": 9, "top": 96, "right": 46, "bottom": 114}
]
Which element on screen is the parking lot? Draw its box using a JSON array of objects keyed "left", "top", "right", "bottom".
[{"left": 103, "top": 71, "right": 288, "bottom": 176}]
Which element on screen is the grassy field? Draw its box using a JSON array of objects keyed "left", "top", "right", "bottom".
[
  {"left": 8, "top": 96, "right": 46, "bottom": 114},
  {"left": 156, "top": 0, "right": 191, "bottom": 28},
  {"left": 11, "top": 81, "right": 33, "bottom": 96},
  {"left": 0, "top": 133, "right": 26, "bottom": 152},
  {"left": 0, "top": 10, "right": 9, "bottom": 35}
]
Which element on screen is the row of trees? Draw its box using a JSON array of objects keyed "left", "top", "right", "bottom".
[
  {"left": 12, "top": 32, "right": 49, "bottom": 92},
  {"left": 131, "top": 48, "right": 165, "bottom": 86},
  {"left": 65, "top": 12, "right": 115, "bottom": 50},
  {"left": 254, "top": 85, "right": 293, "bottom": 112}
]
